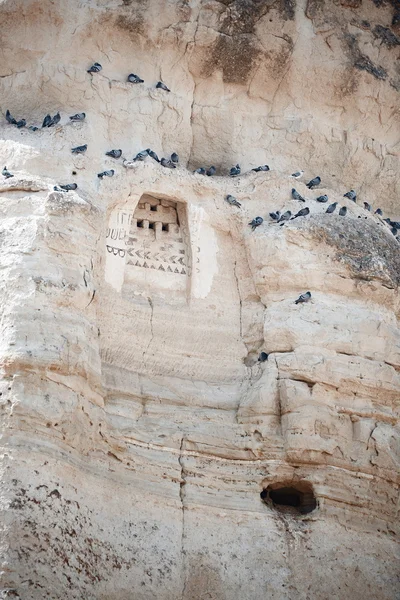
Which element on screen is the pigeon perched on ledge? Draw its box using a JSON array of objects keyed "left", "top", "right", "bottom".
[
  {"left": 292, "top": 207, "right": 310, "bottom": 219},
  {"left": 230, "top": 164, "right": 241, "bottom": 177},
  {"left": 58, "top": 183, "right": 78, "bottom": 191},
  {"left": 252, "top": 165, "right": 270, "bottom": 172},
  {"left": 127, "top": 73, "right": 144, "bottom": 84},
  {"left": 295, "top": 291, "right": 311, "bottom": 304},
  {"left": 326, "top": 202, "right": 337, "bottom": 213},
  {"left": 87, "top": 62, "right": 102, "bottom": 73},
  {"left": 69, "top": 113, "right": 86, "bottom": 122},
  {"left": 339, "top": 206, "right": 347, "bottom": 216},
  {"left": 5, "top": 110, "right": 17, "bottom": 125},
  {"left": 2, "top": 166, "right": 14, "bottom": 178},
  {"left": 147, "top": 149, "right": 160, "bottom": 163},
  {"left": 249, "top": 217, "right": 263, "bottom": 231},
  {"left": 363, "top": 202, "right": 371, "bottom": 211},
  {"left": 277, "top": 211, "right": 292, "bottom": 223},
  {"left": 160, "top": 158, "right": 176, "bottom": 169},
  {"left": 156, "top": 81, "right": 170, "bottom": 92},
  {"left": 72, "top": 144, "right": 88, "bottom": 154},
  {"left": 194, "top": 167, "right": 206, "bottom": 175},
  {"left": 98, "top": 170, "right": 114, "bottom": 178},
  {"left": 206, "top": 166, "right": 216, "bottom": 176},
  {"left": 134, "top": 149, "right": 148, "bottom": 161},
  {"left": 269, "top": 211, "right": 280, "bottom": 221},
  {"left": 291, "top": 170, "right": 304, "bottom": 179},
  {"left": 16, "top": 119, "right": 26, "bottom": 128},
  {"left": 306, "top": 176, "right": 321, "bottom": 189},
  {"left": 171, "top": 153, "right": 179, "bottom": 164},
  {"left": 292, "top": 188, "right": 305, "bottom": 202},
  {"left": 106, "top": 149, "right": 122, "bottom": 159},
  {"left": 225, "top": 195, "right": 241, "bottom": 208},
  {"left": 316, "top": 195, "right": 328, "bottom": 203},
  {"left": 344, "top": 189, "right": 356, "bottom": 202},
  {"left": 258, "top": 352, "right": 269, "bottom": 362},
  {"left": 375, "top": 208, "right": 383, "bottom": 216},
  {"left": 48, "top": 112, "right": 60, "bottom": 127}
]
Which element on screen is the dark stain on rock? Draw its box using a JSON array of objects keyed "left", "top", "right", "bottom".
[
  {"left": 344, "top": 33, "right": 388, "bottom": 81},
  {"left": 113, "top": 0, "right": 150, "bottom": 38},
  {"left": 340, "top": 0, "right": 362, "bottom": 7},
  {"left": 373, "top": 24, "right": 400, "bottom": 47},
  {"left": 203, "top": 34, "right": 262, "bottom": 84}
]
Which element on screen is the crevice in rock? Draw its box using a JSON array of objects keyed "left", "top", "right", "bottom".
[
  {"left": 178, "top": 435, "right": 188, "bottom": 600},
  {"left": 142, "top": 296, "right": 154, "bottom": 363}
]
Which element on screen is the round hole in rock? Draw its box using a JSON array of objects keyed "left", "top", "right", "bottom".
[{"left": 260, "top": 481, "right": 317, "bottom": 515}]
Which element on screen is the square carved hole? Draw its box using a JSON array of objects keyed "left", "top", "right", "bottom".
[
  {"left": 149, "top": 222, "right": 155, "bottom": 230},
  {"left": 137, "top": 220, "right": 144, "bottom": 228},
  {"left": 162, "top": 223, "right": 169, "bottom": 232},
  {"left": 150, "top": 205, "right": 158, "bottom": 212}
]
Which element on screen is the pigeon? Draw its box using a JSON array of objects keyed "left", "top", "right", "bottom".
[
  {"left": 326, "top": 202, "right": 337, "bottom": 214},
  {"left": 230, "top": 164, "right": 240, "bottom": 177},
  {"left": 2, "top": 166, "right": 14, "bottom": 178},
  {"left": 225, "top": 194, "right": 241, "bottom": 208},
  {"left": 160, "top": 158, "right": 176, "bottom": 169},
  {"left": 127, "top": 73, "right": 144, "bottom": 84},
  {"left": 106, "top": 149, "right": 122, "bottom": 159},
  {"left": 292, "top": 207, "right": 310, "bottom": 219},
  {"left": 133, "top": 149, "right": 148, "bottom": 161},
  {"left": 383, "top": 218, "right": 391, "bottom": 225},
  {"left": 269, "top": 211, "right": 280, "bottom": 221},
  {"left": 252, "top": 165, "right": 270, "bottom": 172},
  {"left": 98, "top": 170, "right": 114, "bottom": 178},
  {"left": 375, "top": 208, "right": 383, "bottom": 216},
  {"left": 316, "top": 195, "right": 328, "bottom": 203},
  {"left": 147, "top": 149, "right": 160, "bottom": 163},
  {"left": 171, "top": 152, "right": 179, "bottom": 164},
  {"left": 206, "top": 166, "right": 216, "bottom": 176},
  {"left": 292, "top": 188, "right": 305, "bottom": 202},
  {"left": 295, "top": 291, "right": 311, "bottom": 304},
  {"left": 5, "top": 110, "right": 17, "bottom": 125},
  {"left": 59, "top": 183, "right": 78, "bottom": 191},
  {"left": 391, "top": 221, "right": 400, "bottom": 229},
  {"left": 277, "top": 210, "right": 292, "bottom": 223},
  {"left": 42, "top": 114, "right": 52, "bottom": 128},
  {"left": 258, "top": 352, "right": 269, "bottom": 362},
  {"left": 156, "top": 81, "right": 170, "bottom": 92},
  {"left": 306, "top": 176, "right": 321, "bottom": 189},
  {"left": 69, "top": 113, "right": 86, "bottom": 122},
  {"left": 249, "top": 217, "right": 263, "bottom": 231},
  {"left": 291, "top": 170, "right": 304, "bottom": 179},
  {"left": 28, "top": 126, "right": 39, "bottom": 131},
  {"left": 53, "top": 186, "right": 66, "bottom": 192},
  {"left": 194, "top": 167, "right": 206, "bottom": 175},
  {"left": 344, "top": 189, "right": 356, "bottom": 202},
  {"left": 87, "top": 62, "right": 102, "bottom": 73},
  {"left": 48, "top": 112, "right": 60, "bottom": 127},
  {"left": 71, "top": 144, "right": 88, "bottom": 154},
  {"left": 363, "top": 202, "right": 371, "bottom": 211},
  {"left": 390, "top": 226, "right": 398, "bottom": 236},
  {"left": 16, "top": 119, "right": 26, "bottom": 128},
  {"left": 339, "top": 206, "right": 347, "bottom": 216}
]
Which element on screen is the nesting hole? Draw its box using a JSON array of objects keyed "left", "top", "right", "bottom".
[
  {"left": 150, "top": 205, "right": 157, "bottom": 212},
  {"left": 137, "top": 220, "right": 144, "bottom": 228},
  {"left": 149, "top": 222, "right": 155, "bottom": 230},
  {"left": 162, "top": 223, "right": 169, "bottom": 232},
  {"left": 260, "top": 481, "right": 317, "bottom": 516}
]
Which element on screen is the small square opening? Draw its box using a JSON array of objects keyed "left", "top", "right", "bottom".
[
  {"left": 137, "top": 220, "right": 144, "bottom": 228},
  {"left": 150, "top": 205, "right": 158, "bottom": 212},
  {"left": 149, "top": 222, "right": 155, "bottom": 230},
  {"left": 162, "top": 223, "right": 169, "bottom": 232}
]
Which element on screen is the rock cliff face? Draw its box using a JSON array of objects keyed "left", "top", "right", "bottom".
[{"left": 0, "top": 0, "right": 399, "bottom": 598}]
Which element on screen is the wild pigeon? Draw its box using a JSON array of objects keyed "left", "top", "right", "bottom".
[
  {"left": 295, "top": 291, "right": 311, "bottom": 304},
  {"left": 49, "top": 112, "right": 60, "bottom": 127},
  {"left": 42, "top": 114, "right": 52, "bottom": 128},
  {"left": 258, "top": 352, "right": 269, "bottom": 362},
  {"left": 160, "top": 158, "right": 176, "bottom": 169},
  {"left": 5, "top": 110, "right": 17, "bottom": 125},
  {"left": 134, "top": 150, "right": 148, "bottom": 161},
  {"left": 98, "top": 170, "right": 114, "bottom": 178},
  {"left": 156, "top": 81, "right": 170, "bottom": 92},
  {"left": 269, "top": 211, "right": 280, "bottom": 221},
  {"left": 59, "top": 183, "right": 78, "bottom": 191},
  {"left": 28, "top": 126, "right": 39, "bottom": 131},
  {"left": 225, "top": 195, "right": 241, "bottom": 208},
  {"left": 316, "top": 195, "right": 328, "bottom": 203},
  {"left": 339, "top": 206, "right": 347, "bottom": 216},
  {"left": 292, "top": 207, "right": 310, "bottom": 219},
  {"left": 391, "top": 221, "right": 400, "bottom": 229},
  {"left": 363, "top": 202, "right": 371, "bottom": 211},
  {"left": 306, "top": 176, "right": 321, "bottom": 189},
  {"left": 277, "top": 210, "right": 292, "bottom": 223},
  {"left": 252, "top": 165, "right": 270, "bottom": 172},
  {"left": 249, "top": 217, "right": 263, "bottom": 231},
  {"left": 206, "top": 166, "right": 216, "bottom": 176},
  {"left": 87, "top": 62, "right": 102, "bottom": 73},
  {"left": 171, "top": 152, "right": 179, "bottom": 164},
  {"left": 375, "top": 208, "right": 383, "bottom": 216},
  {"left": 390, "top": 226, "right": 398, "bottom": 236},
  {"left": 326, "top": 202, "right": 337, "bottom": 213},
  {"left": 16, "top": 119, "right": 26, "bottom": 128},
  {"left": 230, "top": 164, "right": 240, "bottom": 177},
  {"left": 106, "top": 149, "right": 122, "bottom": 159},
  {"left": 53, "top": 186, "right": 66, "bottom": 192},
  {"left": 344, "top": 189, "right": 356, "bottom": 202},
  {"left": 69, "top": 113, "right": 86, "bottom": 122},
  {"left": 71, "top": 144, "right": 88, "bottom": 154},
  {"left": 127, "top": 73, "right": 144, "bottom": 84},
  {"left": 147, "top": 149, "right": 160, "bottom": 162},
  {"left": 2, "top": 166, "right": 14, "bottom": 178},
  {"left": 194, "top": 167, "right": 206, "bottom": 175},
  {"left": 292, "top": 188, "right": 305, "bottom": 202},
  {"left": 291, "top": 170, "right": 304, "bottom": 179}
]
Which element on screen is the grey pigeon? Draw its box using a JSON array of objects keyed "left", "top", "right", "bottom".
[
  {"left": 87, "top": 62, "right": 102, "bottom": 73},
  {"left": 194, "top": 167, "right": 206, "bottom": 175},
  {"left": 71, "top": 144, "right": 88, "bottom": 154},
  {"left": 49, "top": 112, "right": 60, "bottom": 127},
  {"left": 230, "top": 164, "right": 240, "bottom": 177},
  {"left": 16, "top": 119, "right": 26, "bottom": 128},
  {"left": 127, "top": 73, "right": 144, "bottom": 84},
  {"left": 291, "top": 170, "right": 304, "bottom": 179},
  {"left": 383, "top": 218, "right": 391, "bottom": 224},
  {"left": 156, "top": 81, "right": 170, "bottom": 92},
  {"left": 292, "top": 188, "right": 305, "bottom": 202},
  {"left": 69, "top": 113, "right": 86, "bottom": 122},
  {"left": 375, "top": 208, "right": 383, "bottom": 216},
  {"left": 252, "top": 165, "right": 270, "bottom": 172},
  {"left": 2, "top": 166, "right": 14, "bottom": 179},
  {"left": 147, "top": 149, "right": 160, "bottom": 163},
  {"left": 316, "top": 195, "right": 328, "bottom": 203},
  {"left": 133, "top": 149, "right": 148, "bottom": 161},
  {"left": 391, "top": 221, "right": 400, "bottom": 229},
  {"left": 225, "top": 194, "right": 241, "bottom": 208},
  {"left": 306, "top": 176, "right": 321, "bottom": 189},
  {"left": 59, "top": 183, "right": 78, "bottom": 191},
  {"left": 53, "top": 186, "right": 66, "bottom": 192},
  {"left": 249, "top": 217, "right": 263, "bottom": 231},
  {"left": 277, "top": 210, "right": 292, "bottom": 223},
  {"left": 269, "top": 211, "right": 280, "bottom": 221},
  {"left": 98, "top": 170, "right": 114, "bottom": 178},
  {"left": 363, "top": 202, "right": 371, "bottom": 211},
  {"left": 6, "top": 110, "right": 17, "bottom": 125},
  {"left": 42, "top": 114, "right": 52, "bottom": 128},
  {"left": 326, "top": 202, "right": 337, "bottom": 214},
  {"left": 295, "top": 291, "right": 311, "bottom": 304},
  {"left": 171, "top": 152, "right": 179, "bottom": 164},
  {"left": 106, "top": 149, "right": 122, "bottom": 159},
  {"left": 390, "top": 226, "right": 398, "bottom": 236},
  {"left": 339, "top": 206, "right": 347, "bottom": 216},
  {"left": 258, "top": 352, "right": 269, "bottom": 362},
  {"left": 206, "top": 166, "right": 216, "bottom": 176},
  {"left": 292, "top": 207, "right": 310, "bottom": 219},
  {"left": 344, "top": 189, "right": 356, "bottom": 202},
  {"left": 160, "top": 158, "right": 176, "bottom": 169},
  {"left": 28, "top": 126, "right": 39, "bottom": 131}
]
